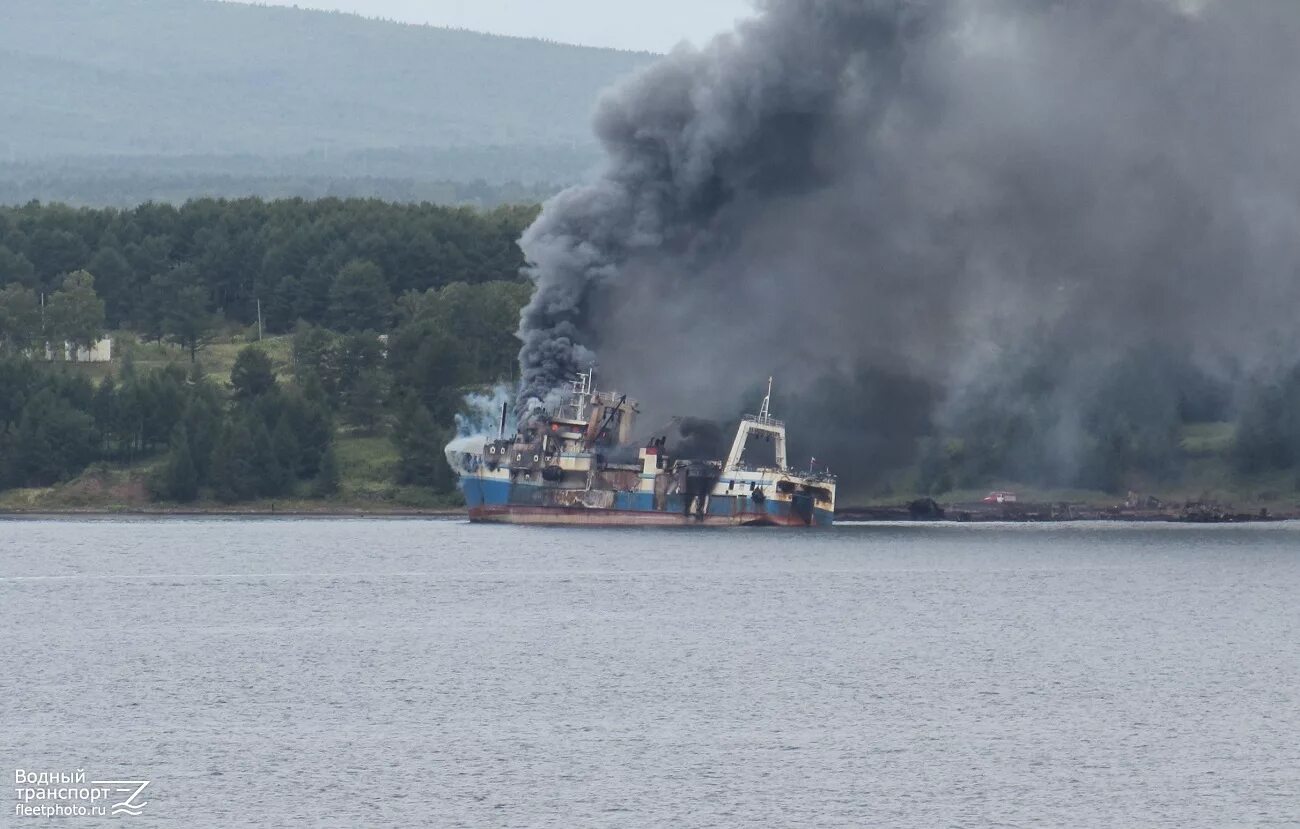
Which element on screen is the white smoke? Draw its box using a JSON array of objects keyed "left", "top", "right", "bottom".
[{"left": 443, "top": 385, "right": 512, "bottom": 467}]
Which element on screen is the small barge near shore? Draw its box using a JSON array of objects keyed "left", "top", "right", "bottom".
[{"left": 449, "top": 374, "right": 835, "bottom": 526}]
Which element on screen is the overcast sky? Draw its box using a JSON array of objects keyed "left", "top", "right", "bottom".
[{"left": 243, "top": 0, "right": 756, "bottom": 52}]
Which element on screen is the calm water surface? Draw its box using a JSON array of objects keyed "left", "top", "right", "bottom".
[{"left": 2, "top": 519, "right": 1299, "bottom": 827}]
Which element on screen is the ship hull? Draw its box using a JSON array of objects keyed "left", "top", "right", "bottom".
[
  {"left": 460, "top": 476, "right": 833, "bottom": 527},
  {"left": 467, "top": 504, "right": 834, "bottom": 527}
]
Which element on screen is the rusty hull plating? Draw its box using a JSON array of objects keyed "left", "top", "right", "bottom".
[{"left": 451, "top": 373, "right": 836, "bottom": 526}]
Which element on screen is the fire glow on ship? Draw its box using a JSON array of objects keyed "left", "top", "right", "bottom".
[{"left": 448, "top": 374, "right": 835, "bottom": 526}]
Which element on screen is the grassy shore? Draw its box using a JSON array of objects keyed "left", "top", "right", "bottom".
[{"left": 0, "top": 434, "right": 465, "bottom": 516}]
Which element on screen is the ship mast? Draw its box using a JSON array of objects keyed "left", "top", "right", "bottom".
[{"left": 724, "top": 375, "right": 788, "bottom": 471}]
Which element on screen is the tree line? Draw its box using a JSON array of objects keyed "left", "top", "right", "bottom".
[
  {"left": 0, "top": 197, "right": 533, "bottom": 502},
  {"left": 0, "top": 174, "right": 561, "bottom": 213},
  {"left": 0, "top": 273, "right": 528, "bottom": 502},
  {"left": 0, "top": 270, "right": 106, "bottom": 357},
  {"left": 0, "top": 348, "right": 336, "bottom": 501},
  {"left": 0, "top": 198, "right": 536, "bottom": 338}
]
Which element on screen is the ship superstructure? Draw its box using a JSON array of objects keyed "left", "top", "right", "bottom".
[{"left": 450, "top": 373, "right": 835, "bottom": 526}]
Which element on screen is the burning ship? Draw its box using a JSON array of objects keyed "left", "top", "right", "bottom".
[{"left": 449, "top": 373, "right": 835, "bottom": 526}]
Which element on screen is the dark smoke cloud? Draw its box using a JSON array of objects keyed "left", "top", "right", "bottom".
[
  {"left": 517, "top": 0, "right": 1300, "bottom": 485},
  {"left": 669, "top": 417, "right": 729, "bottom": 461}
]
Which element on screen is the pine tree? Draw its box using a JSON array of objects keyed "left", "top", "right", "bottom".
[
  {"left": 294, "top": 381, "right": 334, "bottom": 476},
  {"left": 341, "top": 367, "right": 387, "bottom": 432},
  {"left": 10, "top": 389, "right": 96, "bottom": 486},
  {"left": 392, "top": 397, "right": 454, "bottom": 491},
  {"left": 251, "top": 418, "right": 287, "bottom": 496},
  {"left": 210, "top": 416, "right": 257, "bottom": 503},
  {"left": 159, "top": 426, "right": 199, "bottom": 502},
  {"left": 272, "top": 413, "right": 301, "bottom": 481},
  {"left": 45, "top": 271, "right": 106, "bottom": 359},
  {"left": 328, "top": 260, "right": 391, "bottom": 333},
  {"left": 230, "top": 346, "right": 276, "bottom": 402},
  {"left": 92, "top": 376, "right": 117, "bottom": 455},
  {"left": 312, "top": 445, "right": 341, "bottom": 497},
  {"left": 0, "top": 283, "right": 42, "bottom": 354},
  {"left": 180, "top": 392, "right": 221, "bottom": 483}
]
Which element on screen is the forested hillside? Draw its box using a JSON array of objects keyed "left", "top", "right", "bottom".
[
  {"left": 0, "top": 0, "right": 652, "bottom": 204},
  {"left": 0, "top": 198, "right": 533, "bottom": 505},
  {"left": 0, "top": 198, "right": 535, "bottom": 334}
]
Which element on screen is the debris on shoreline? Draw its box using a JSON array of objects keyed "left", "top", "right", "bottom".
[{"left": 839, "top": 498, "right": 1296, "bottom": 523}]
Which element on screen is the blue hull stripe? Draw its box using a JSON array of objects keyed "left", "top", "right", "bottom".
[{"left": 459, "top": 476, "right": 833, "bottom": 526}]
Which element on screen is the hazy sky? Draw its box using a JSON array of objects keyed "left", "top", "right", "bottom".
[{"left": 243, "top": 0, "right": 756, "bottom": 52}]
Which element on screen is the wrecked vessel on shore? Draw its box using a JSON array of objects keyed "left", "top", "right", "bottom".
[{"left": 450, "top": 373, "right": 835, "bottom": 526}]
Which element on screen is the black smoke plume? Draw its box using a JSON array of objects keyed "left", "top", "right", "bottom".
[
  {"left": 517, "top": 0, "right": 1300, "bottom": 488},
  {"left": 669, "top": 417, "right": 728, "bottom": 461}
]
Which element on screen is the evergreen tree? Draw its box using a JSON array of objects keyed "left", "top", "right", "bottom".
[
  {"left": 392, "top": 397, "right": 454, "bottom": 492},
  {"left": 180, "top": 376, "right": 223, "bottom": 483},
  {"left": 139, "top": 273, "right": 171, "bottom": 343},
  {"left": 272, "top": 414, "right": 301, "bottom": 480},
  {"left": 341, "top": 367, "right": 388, "bottom": 432},
  {"left": 92, "top": 376, "right": 117, "bottom": 455},
  {"left": 250, "top": 418, "right": 287, "bottom": 496},
  {"left": 210, "top": 415, "right": 257, "bottom": 503},
  {"left": 0, "top": 356, "right": 37, "bottom": 431},
  {"left": 163, "top": 278, "right": 217, "bottom": 362},
  {"left": 45, "top": 271, "right": 106, "bottom": 359},
  {"left": 140, "top": 367, "right": 186, "bottom": 453},
  {"left": 85, "top": 246, "right": 136, "bottom": 328},
  {"left": 312, "top": 444, "right": 341, "bottom": 497},
  {"left": 290, "top": 322, "right": 340, "bottom": 399},
  {"left": 0, "top": 284, "right": 42, "bottom": 355},
  {"left": 9, "top": 389, "right": 96, "bottom": 486},
  {"left": 230, "top": 346, "right": 276, "bottom": 401},
  {"left": 113, "top": 363, "right": 146, "bottom": 459},
  {"left": 0, "top": 244, "right": 37, "bottom": 289},
  {"left": 158, "top": 426, "right": 200, "bottom": 502},
  {"left": 29, "top": 228, "right": 88, "bottom": 284},
  {"left": 386, "top": 323, "right": 471, "bottom": 423},
  {"left": 293, "top": 377, "right": 334, "bottom": 476},
  {"left": 0, "top": 430, "right": 15, "bottom": 490},
  {"left": 328, "top": 260, "right": 392, "bottom": 332}
]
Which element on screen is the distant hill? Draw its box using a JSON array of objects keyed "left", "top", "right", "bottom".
[{"left": 0, "top": 0, "right": 656, "bottom": 203}]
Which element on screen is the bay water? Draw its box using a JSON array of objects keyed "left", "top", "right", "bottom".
[{"left": 3, "top": 519, "right": 1298, "bottom": 826}]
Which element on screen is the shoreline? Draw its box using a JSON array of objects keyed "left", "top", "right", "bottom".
[
  {"left": 838, "top": 501, "right": 1300, "bottom": 524},
  {"left": 0, "top": 506, "right": 465, "bottom": 519},
  {"left": 4, "top": 506, "right": 1297, "bottom": 524}
]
